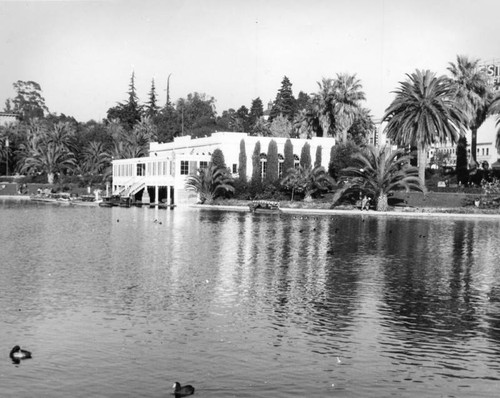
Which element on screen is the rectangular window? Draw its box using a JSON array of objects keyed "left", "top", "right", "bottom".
[
  {"left": 180, "top": 160, "right": 189, "bottom": 175},
  {"left": 137, "top": 163, "right": 145, "bottom": 176},
  {"left": 487, "top": 148, "right": 490, "bottom": 156},
  {"left": 232, "top": 164, "right": 237, "bottom": 174},
  {"left": 199, "top": 161, "right": 208, "bottom": 170}
]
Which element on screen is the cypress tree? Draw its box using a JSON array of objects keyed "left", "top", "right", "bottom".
[
  {"left": 238, "top": 139, "right": 247, "bottom": 183},
  {"left": 300, "top": 142, "right": 311, "bottom": 168},
  {"left": 283, "top": 139, "right": 294, "bottom": 175},
  {"left": 211, "top": 148, "right": 226, "bottom": 169},
  {"left": 314, "top": 145, "right": 322, "bottom": 168},
  {"left": 266, "top": 140, "right": 279, "bottom": 184},
  {"left": 251, "top": 141, "right": 261, "bottom": 182}
]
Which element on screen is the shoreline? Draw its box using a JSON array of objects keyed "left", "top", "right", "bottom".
[
  {"left": 2, "top": 195, "right": 500, "bottom": 220},
  {"left": 190, "top": 203, "right": 500, "bottom": 220}
]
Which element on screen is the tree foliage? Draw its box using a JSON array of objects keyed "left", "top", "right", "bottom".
[
  {"left": 283, "top": 139, "right": 294, "bottom": 176},
  {"left": 269, "top": 76, "right": 296, "bottom": 122},
  {"left": 281, "top": 165, "right": 334, "bottom": 201},
  {"left": 266, "top": 139, "right": 279, "bottom": 184},
  {"left": 211, "top": 148, "right": 226, "bottom": 169},
  {"left": 332, "top": 146, "right": 424, "bottom": 211},
  {"left": 299, "top": 142, "right": 311, "bottom": 168},
  {"left": 8, "top": 80, "right": 48, "bottom": 121},
  {"left": 238, "top": 139, "right": 247, "bottom": 183},
  {"left": 185, "top": 163, "right": 234, "bottom": 203},
  {"left": 383, "top": 69, "right": 467, "bottom": 185}
]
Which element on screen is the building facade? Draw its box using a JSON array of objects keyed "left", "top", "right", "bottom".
[{"left": 112, "top": 132, "right": 336, "bottom": 205}]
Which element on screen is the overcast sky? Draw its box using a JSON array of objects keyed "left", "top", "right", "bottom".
[{"left": 1, "top": 0, "right": 499, "bottom": 123}]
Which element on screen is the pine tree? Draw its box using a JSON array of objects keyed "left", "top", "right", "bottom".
[
  {"left": 146, "top": 78, "right": 159, "bottom": 118},
  {"left": 300, "top": 142, "right": 311, "bottom": 168},
  {"left": 249, "top": 97, "right": 264, "bottom": 127},
  {"left": 269, "top": 76, "right": 296, "bottom": 122},
  {"left": 106, "top": 71, "right": 143, "bottom": 129}
]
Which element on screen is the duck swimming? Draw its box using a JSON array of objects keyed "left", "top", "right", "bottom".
[
  {"left": 172, "top": 382, "right": 195, "bottom": 397},
  {"left": 10, "top": 346, "right": 32, "bottom": 362}
]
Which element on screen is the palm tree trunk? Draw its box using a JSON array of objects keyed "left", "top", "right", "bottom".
[
  {"left": 417, "top": 144, "right": 426, "bottom": 187},
  {"left": 376, "top": 192, "right": 389, "bottom": 211},
  {"left": 470, "top": 127, "right": 478, "bottom": 166},
  {"left": 47, "top": 172, "right": 54, "bottom": 185}
]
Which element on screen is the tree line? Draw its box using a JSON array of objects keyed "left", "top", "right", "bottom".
[{"left": 1, "top": 54, "right": 500, "bottom": 202}]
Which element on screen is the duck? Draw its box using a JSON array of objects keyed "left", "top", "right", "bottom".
[
  {"left": 10, "top": 345, "right": 32, "bottom": 361},
  {"left": 172, "top": 382, "right": 195, "bottom": 397}
]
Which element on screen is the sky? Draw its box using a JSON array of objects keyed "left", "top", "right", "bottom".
[{"left": 1, "top": 0, "right": 500, "bottom": 124}]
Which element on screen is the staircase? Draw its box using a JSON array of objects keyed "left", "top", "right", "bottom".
[
  {"left": 113, "top": 178, "right": 146, "bottom": 198},
  {"left": 122, "top": 181, "right": 146, "bottom": 198}
]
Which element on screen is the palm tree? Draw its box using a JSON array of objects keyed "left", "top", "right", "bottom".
[
  {"left": 18, "top": 141, "right": 76, "bottom": 184},
  {"left": 332, "top": 73, "right": 366, "bottom": 142},
  {"left": 332, "top": 146, "right": 424, "bottom": 211},
  {"left": 185, "top": 163, "right": 235, "bottom": 204},
  {"left": 448, "top": 55, "right": 494, "bottom": 167},
  {"left": 82, "top": 141, "right": 110, "bottom": 175},
  {"left": 280, "top": 165, "right": 334, "bottom": 201},
  {"left": 312, "top": 78, "right": 335, "bottom": 137},
  {"left": 383, "top": 69, "right": 467, "bottom": 185},
  {"left": 311, "top": 74, "right": 366, "bottom": 142}
]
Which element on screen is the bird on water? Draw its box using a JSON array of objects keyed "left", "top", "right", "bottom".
[
  {"left": 172, "top": 382, "right": 195, "bottom": 397},
  {"left": 10, "top": 345, "right": 32, "bottom": 363}
]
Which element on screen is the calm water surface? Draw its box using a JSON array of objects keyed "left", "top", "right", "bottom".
[{"left": 1, "top": 201, "right": 500, "bottom": 397}]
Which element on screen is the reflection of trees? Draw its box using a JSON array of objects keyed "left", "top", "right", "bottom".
[{"left": 380, "top": 219, "right": 483, "bottom": 347}]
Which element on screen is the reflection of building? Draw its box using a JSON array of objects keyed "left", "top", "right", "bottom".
[{"left": 112, "top": 132, "right": 336, "bottom": 205}]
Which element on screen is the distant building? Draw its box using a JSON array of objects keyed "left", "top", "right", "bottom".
[
  {"left": 112, "top": 132, "right": 336, "bottom": 206},
  {"left": 0, "top": 112, "right": 19, "bottom": 126}
]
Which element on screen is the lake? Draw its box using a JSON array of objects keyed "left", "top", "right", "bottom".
[{"left": 1, "top": 201, "right": 500, "bottom": 397}]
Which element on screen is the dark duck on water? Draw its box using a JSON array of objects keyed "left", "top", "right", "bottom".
[
  {"left": 172, "top": 382, "right": 195, "bottom": 397},
  {"left": 10, "top": 345, "right": 32, "bottom": 363}
]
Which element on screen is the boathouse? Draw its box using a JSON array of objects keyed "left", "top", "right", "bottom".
[{"left": 111, "top": 132, "right": 336, "bottom": 206}]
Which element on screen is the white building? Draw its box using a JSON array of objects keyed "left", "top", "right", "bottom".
[
  {"left": 375, "top": 116, "right": 500, "bottom": 168},
  {"left": 112, "top": 132, "right": 336, "bottom": 205}
]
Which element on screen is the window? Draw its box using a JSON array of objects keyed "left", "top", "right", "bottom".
[
  {"left": 260, "top": 153, "right": 267, "bottom": 180},
  {"left": 199, "top": 161, "right": 208, "bottom": 170},
  {"left": 487, "top": 148, "right": 490, "bottom": 156},
  {"left": 180, "top": 160, "right": 189, "bottom": 175},
  {"left": 232, "top": 164, "right": 237, "bottom": 174},
  {"left": 137, "top": 163, "right": 145, "bottom": 176},
  {"left": 278, "top": 154, "right": 284, "bottom": 177}
]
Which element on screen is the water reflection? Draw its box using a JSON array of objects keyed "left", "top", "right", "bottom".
[{"left": 1, "top": 203, "right": 500, "bottom": 397}]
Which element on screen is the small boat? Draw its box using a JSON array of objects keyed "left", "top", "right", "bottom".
[
  {"left": 99, "top": 195, "right": 121, "bottom": 207},
  {"left": 249, "top": 200, "right": 281, "bottom": 214}
]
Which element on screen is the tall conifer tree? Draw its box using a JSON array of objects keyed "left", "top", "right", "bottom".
[
  {"left": 269, "top": 76, "right": 296, "bottom": 122},
  {"left": 266, "top": 139, "right": 279, "bottom": 184}
]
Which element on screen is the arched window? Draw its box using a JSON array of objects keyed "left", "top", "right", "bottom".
[
  {"left": 260, "top": 153, "right": 267, "bottom": 180},
  {"left": 278, "top": 154, "right": 285, "bottom": 177}
]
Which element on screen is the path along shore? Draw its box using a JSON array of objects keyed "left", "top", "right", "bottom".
[
  {"left": 3, "top": 195, "right": 500, "bottom": 220},
  {"left": 190, "top": 203, "right": 500, "bottom": 220}
]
